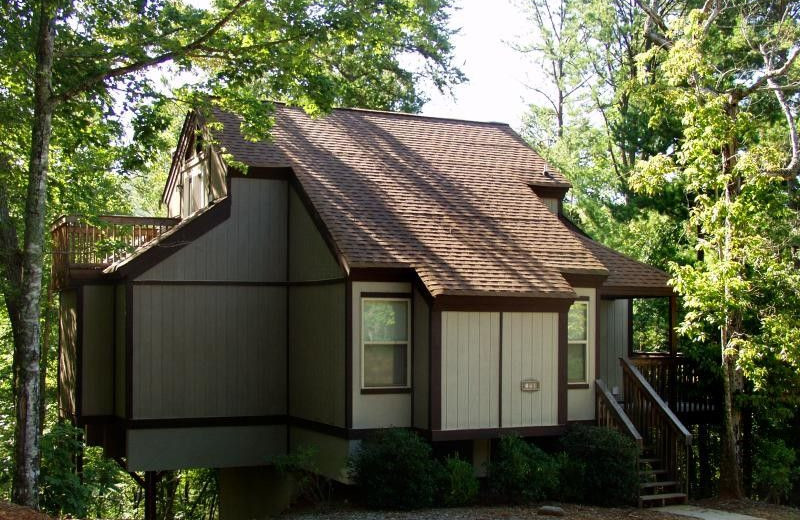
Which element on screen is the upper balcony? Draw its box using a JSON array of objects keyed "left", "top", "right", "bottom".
[{"left": 51, "top": 215, "right": 179, "bottom": 290}]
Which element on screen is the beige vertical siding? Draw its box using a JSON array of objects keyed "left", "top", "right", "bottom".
[
  {"left": 501, "top": 312, "right": 559, "bottom": 428},
  {"left": 126, "top": 425, "right": 286, "bottom": 471},
  {"left": 137, "top": 178, "right": 287, "bottom": 282},
  {"left": 289, "top": 284, "right": 346, "bottom": 427},
  {"left": 81, "top": 285, "right": 114, "bottom": 416},
  {"left": 413, "top": 288, "right": 430, "bottom": 429},
  {"left": 131, "top": 285, "right": 286, "bottom": 419},
  {"left": 441, "top": 312, "right": 500, "bottom": 431},
  {"left": 114, "top": 285, "right": 126, "bottom": 417},
  {"left": 567, "top": 288, "right": 597, "bottom": 421},
  {"left": 58, "top": 290, "right": 78, "bottom": 419},
  {"left": 598, "top": 298, "right": 629, "bottom": 395},
  {"left": 351, "top": 281, "right": 412, "bottom": 429}
]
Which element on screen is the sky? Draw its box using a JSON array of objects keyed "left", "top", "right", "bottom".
[{"left": 420, "top": 0, "right": 536, "bottom": 130}]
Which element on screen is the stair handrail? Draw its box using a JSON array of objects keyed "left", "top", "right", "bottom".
[
  {"left": 621, "top": 358, "right": 692, "bottom": 444},
  {"left": 595, "top": 379, "right": 643, "bottom": 449},
  {"left": 621, "top": 357, "right": 692, "bottom": 498}
]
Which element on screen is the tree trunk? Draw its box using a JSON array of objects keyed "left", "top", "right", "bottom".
[
  {"left": 12, "top": 2, "right": 55, "bottom": 508},
  {"left": 717, "top": 131, "right": 744, "bottom": 499}
]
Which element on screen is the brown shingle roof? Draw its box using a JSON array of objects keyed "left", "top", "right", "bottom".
[{"left": 211, "top": 105, "right": 665, "bottom": 299}]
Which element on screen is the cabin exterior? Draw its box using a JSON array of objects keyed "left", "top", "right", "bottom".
[{"left": 54, "top": 105, "right": 719, "bottom": 518}]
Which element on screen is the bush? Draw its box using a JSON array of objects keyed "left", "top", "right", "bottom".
[
  {"left": 271, "top": 445, "right": 332, "bottom": 506},
  {"left": 39, "top": 422, "right": 90, "bottom": 517},
  {"left": 486, "top": 434, "right": 559, "bottom": 504},
  {"left": 754, "top": 437, "right": 798, "bottom": 504},
  {"left": 440, "top": 455, "right": 479, "bottom": 506},
  {"left": 347, "top": 429, "right": 443, "bottom": 510},
  {"left": 560, "top": 425, "right": 639, "bottom": 506}
]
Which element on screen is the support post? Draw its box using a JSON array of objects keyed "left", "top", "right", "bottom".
[
  {"left": 668, "top": 295, "right": 678, "bottom": 409},
  {"left": 145, "top": 471, "right": 157, "bottom": 520}
]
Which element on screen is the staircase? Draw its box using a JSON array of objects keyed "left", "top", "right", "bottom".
[{"left": 596, "top": 358, "right": 692, "bottom": 507}]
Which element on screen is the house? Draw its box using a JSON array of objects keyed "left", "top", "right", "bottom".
[{"left": 54, "top": 105, "right": 718, "bottom": 517}]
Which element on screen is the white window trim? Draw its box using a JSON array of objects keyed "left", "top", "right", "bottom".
[
  {"left": 361, "top": 297, "right": 412, "bottom": 390},
  {"left": 568, "top": 300, "right": 590, "bottom": 384}
]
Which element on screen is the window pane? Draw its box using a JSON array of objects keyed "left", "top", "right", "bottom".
[
  {"left": 363, "top": 300, "right": 408, "bottom": 342},
  {"left": 568, "top": 303, "right": 587, "bottom": 341},
  {"left": 568, "top": 343, "right": 586, "bottom": 383},
  {"left": 364, "top": 344, "right": 408, "bottom": 387}
]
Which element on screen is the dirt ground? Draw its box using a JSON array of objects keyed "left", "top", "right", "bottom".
[{"left": 1, "top": 499, "right": 797, "bottom": 519}]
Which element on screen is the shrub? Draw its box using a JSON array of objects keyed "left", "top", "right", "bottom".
[
  {"left": 347, "top": 428, "right": 443, "bottom": 510},
  {"left": 271, "top": 445, "right": 332, "bottom": 506},
  {"left": 487, "top": 434, "right": 559, "bottom": 504},
  {"left": 560, "top": 425, "right": 639, "bottom": 506},
  {"left": 440, "top": 455, "right": 479, "bottom": 506},
  {"left": 754, "top": 438, "right": 798, "bottom": 504},
  {"left": 40, "top": 422, "right": 90, "bottom": 517}
]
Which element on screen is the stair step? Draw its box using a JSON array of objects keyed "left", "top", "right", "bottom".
[
  {"left": 640, "top": 468, "right": 668, "bottom": 476},
  {"left": 640, "top": 480, "right": 678, "bottom": 489},
  {"left": 639, "top": 492, "right": 688, "bottom": 506},
  {"left": 639, "top": 457, "right": 660, "bottom": 464}
]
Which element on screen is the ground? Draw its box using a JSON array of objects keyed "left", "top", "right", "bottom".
[{"left": 1, "top": 500, "right": 797, "bottom": 520}]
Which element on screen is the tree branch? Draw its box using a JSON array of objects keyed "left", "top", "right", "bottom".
[
  {"left": 53, "top": 0, "right": 252, "bottom": 104},
  {"left": 732, "top": 46, "right": 799, "bottom": 102},
  {"left": 767, "top": 76, "right": 800, "bottom": 180}
]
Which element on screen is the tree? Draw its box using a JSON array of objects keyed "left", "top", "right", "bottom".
[
  {"left": 0, "top": 0, "right": 462, "bottom": 507},
  {"left": 631, "top": 0, "right": 800, "bottom": 498}
]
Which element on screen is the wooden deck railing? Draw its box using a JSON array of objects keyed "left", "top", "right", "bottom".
[
  {"left": 629, "top": 353, "right": 720, "bottom": 415},
  {"left": 621, "top": 358, "right": 692, "bottom": 496},
  {"left": 51, "top": 215, "right": 179, "bottom": 288},
  {"left": 596, "top": 379, "right": 643, "bottom": 450}
]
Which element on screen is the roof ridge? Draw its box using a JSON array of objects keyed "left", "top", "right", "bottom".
[{"left": 274, "top": 101, "right": 513, "bottom": 127}]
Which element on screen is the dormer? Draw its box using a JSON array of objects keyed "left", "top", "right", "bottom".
[
  {"left": 530, "top": 183, "right": 569, "bottom": 215},
  {"left": 161, "top": 114, "right": 228, "bottom": 219}
]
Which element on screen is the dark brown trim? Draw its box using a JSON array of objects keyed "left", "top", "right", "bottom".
[
  {"left": 529, "top": 185, "right": 569, "bottom": 200},
  {"left": 568, "top": 383, "right": 590, "bottom": 390},
  {"left": 427, "top": 301, "right": 433, "bottom": 430},
  {"left": 112, "top": 196, "right": 232, "bottom": 280},
  {"left": 230, "top": 166, "right": 291, "bottom": 180},
  {"left": 360, "top": 291, "right": 412, "bottom": 299},
  {"left": 349, "top": 267, "right": 415, "bottom": 282},
  {"left": 410, "top": 289, "right": 415, "bottom": 427},
  {"left": 430, "top": 310, "right": 442, "bottom": 430},
  {"left": 360, "top": 388, "right": 411, "bottom": 395},
  {"left": 128, "top": 415, "right": 286, "bottom": 430},
  {"left": 125, "top": 282, "right": 133, "bottom": 419},
  {"left": 111, "top": 284, "right": 117, "bottom": 418},
  {"left": 574, "top": 295, "right": 590, "bottom": 301},
  {"left": 567, "top": 419, "right": 595, "bottom": 426},
  {"left": 161, "top": 113, "right": 195, "bottom": 205},
  {"left": 600, "top": 286, "right": 674, "bottom": 298},
  {"left": 131, "top": 278, "right": 345, "bottom": 287},
  {"left": 76, "top": 286, "right": 84, "bottom": 420},
  {"left": 563, "top": 273, "right": 608, "bottom": 288},
  {"left": 345, "top": 279, "right": 353, "bottom": 429},
  {"left": 433, "top": 295, "right": 574, "bottom": 313},
  {"left": 286, "top": 182, "right": 291, "bottom": 452},
  {"left": 430, "top": 425, "right": 566, "bottom": 442},
  {"left": 289, "top": 416, "right": 348, "bottom": 438},
  {"left": 557, "top": 309, "right": 568, "bottom": 425}
]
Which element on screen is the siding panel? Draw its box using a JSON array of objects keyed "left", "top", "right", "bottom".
[
  {"left": 441, "top": 311, "right": 499, "bottom": 431},
  {"left": 501, "top": 312, "right": 559, "bottom": 428}
]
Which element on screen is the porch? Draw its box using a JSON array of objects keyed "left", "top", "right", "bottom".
[{"left": 51, "top": 214, "right": 179, "bottom": 289}]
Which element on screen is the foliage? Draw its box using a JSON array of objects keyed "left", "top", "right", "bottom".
[
  {"left": 272, "top": 445, "right": 332, "bottom": 507},
  {"left": 39, "top": 423, "right": 89, "bottom": 516},
  {"left": 347, "top": 429, "right": 443, "bottom": 510},
  {"left": 560, "top": 425, "right": 639, "bottom": 506},
  {"left": 486, "top": 434, "right": 559, "bottom": 504},
  {"left": 753, "top": 437, "right": 798, "bottom": 504},
  {"left": 439, "top": 455, "right": 479, "bottom": 507}
]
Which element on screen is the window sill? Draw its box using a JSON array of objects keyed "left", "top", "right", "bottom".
[
  {"left": 568, "top": 383, "right": 590, "bottom": 389},
  {"left": 360, "top": 387, "right": 411, "bottom": 395}
]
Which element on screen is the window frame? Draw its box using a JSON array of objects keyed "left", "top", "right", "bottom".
[
  {"left": 360, "top": 296, "right": 412, "bottom": 391},
  {"left": 567, "top": 300, "right": 590, "bottom": 386}
]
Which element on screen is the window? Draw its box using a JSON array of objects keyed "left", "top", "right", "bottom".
[
  {"left": 568, "top": 301, "right": 589, "bottom": 384},
  {"left": 361, "top": 298, "right": 411, "bottom": 389}
]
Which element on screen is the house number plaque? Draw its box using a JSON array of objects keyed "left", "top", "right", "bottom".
[{"left": 520, "top": 379, "right": 540, "bottom": 392}]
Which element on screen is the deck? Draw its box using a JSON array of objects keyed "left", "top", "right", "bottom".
[{"left": 51, "top": 214, "right": 179, "bottom": 289}]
